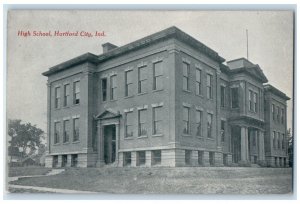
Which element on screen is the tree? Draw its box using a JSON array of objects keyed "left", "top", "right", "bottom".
[
  {"left": 287, "top": 128, "right": 293, "bottom": 167},
  {"left": 8, "top": 119, "right": 45, "bottom": 158}
]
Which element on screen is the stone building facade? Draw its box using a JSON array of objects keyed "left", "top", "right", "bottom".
[{"left": 42, "top": 26, "right": 290, "bottom": 168}]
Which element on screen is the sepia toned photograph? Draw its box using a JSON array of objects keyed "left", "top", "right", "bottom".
[{"left": 5, "top": 9, "right": 294, "bottom": 195}]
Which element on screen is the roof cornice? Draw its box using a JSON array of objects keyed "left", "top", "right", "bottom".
[
  {"left": 42, "top": 52, "right": 99, "bottom": 76},
  {"left": 42, "top": 26, "right": 225, "bottom": 77},
  {"left": 264, "top": 84, "right": 290, "bottom": 100}
]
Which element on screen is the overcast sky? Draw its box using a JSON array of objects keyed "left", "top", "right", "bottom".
[{"left": 7, "top": 10, "right": 294, "bottom": 133}]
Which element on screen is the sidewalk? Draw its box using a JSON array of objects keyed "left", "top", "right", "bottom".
[{"left": 8, "top": 184, "right": 98, "bottom": 194}]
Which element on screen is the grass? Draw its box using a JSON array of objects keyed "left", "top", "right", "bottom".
[
  {"left": 9, "top": 167, "right": 293, "bottom": 194},
  {"left": 8, "top": 166, "right": 51, "bottom": 177}
]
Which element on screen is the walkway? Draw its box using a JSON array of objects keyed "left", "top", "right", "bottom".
[
  {"left": 8, "top": 184, "right": 98, "bottom": 194},
  {"left": 7, "top": 168, "right": 98, "bottom": 193}
]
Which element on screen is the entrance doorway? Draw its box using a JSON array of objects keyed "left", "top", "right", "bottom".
[
  {"left": 231, "top": 126, "right": 241, "bottom": 163},
  {"left": 103, "top": 125, "right": 116, "bottom": 164}
]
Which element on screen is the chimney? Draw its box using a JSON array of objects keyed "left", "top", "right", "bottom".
[{"left": 102, "top": 42, "right": 118, "bottom": 53}]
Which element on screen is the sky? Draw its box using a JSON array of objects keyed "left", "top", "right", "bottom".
[{"left": 6, "top": 10, "right": 294, "bottom": 134}]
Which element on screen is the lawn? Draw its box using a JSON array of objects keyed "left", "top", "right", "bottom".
[
  {"left": 8, "top": 166, "right": 51, "bottom": 177},
  {"left": 9, "top": 167, "right": 293, "bottom": 194}
]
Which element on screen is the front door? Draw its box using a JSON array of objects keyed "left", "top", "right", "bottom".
[{"left": 104, "top": 125, "right": 116, "bottom": 164}]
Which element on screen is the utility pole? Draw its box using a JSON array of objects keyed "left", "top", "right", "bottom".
[{"left": 246, "top": 29, "right": 249, "bottom": 60}]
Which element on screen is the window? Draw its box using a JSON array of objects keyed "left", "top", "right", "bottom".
[
  {"left": 62, "top": 155, "right": 67, "bottom": 167},
  {"left": 223, "top": 154, "right": 228, "bottom": 166},
  {"left": 54, "top": 122, "right": 60, "bottom": 144},
  {"left": 138, "top": 66, "right": 147, "bottom": 93},
  {"left": 273, "top": 131, "right": 276, "bottom": 149},
  {"left": 124, "top": 152, "right": 131, "bottom": 166},
  {"left": 196, "top": 110, "right": 203, "bottom": 137},
  {"left": 248, "top": 90, "right": 258, "bottom": 112},
  {"left": 137, "top": 151, "right": 146, "bottom": 166},
  {"left": 63, "top": 120, "right": 70, "bottom": 143},
  {"left": 278, "top": 132, "right": 281, "bottom": 149},
  {"left": 207, "top": 113, "right": 213, "bottom": 138},
  {"left": 138, "top": 109, "right": 147, "bottom": 137},
  {"left": 63, "top": 84, "right": 70, "bottom": 107},
  {"left": 206, "top": 74, "right": 213, "bottom": 99},
  {"left": 110, "top": 75, "right": 117, "bottom": 100},
  {"left": 272, "top": 104, "right": 275, "bottom": 120},
  {"left": 152, "top": 150, "right": 161, "bottom": 165},
  {"left": 185, "top": 150, "right": 192, "bottom": 165},
  {"left": 125, "top": 111, "right": 134, "bottom": 138},
  {"left": 220, "top": 86, "right": 225, "bottom": 107},
  {"left": 277, "top": 107, "right": 280, "bottom": 122},
  {"left": 71, "top": 154, "right": 78, "bottom": 167},
  {"left": 231, "top": 87, "right": 239, "bottom": 108},
  {"left": 101, "top": 78, "right": 107, "bottom": 101},
  {"left": 53, "top": 156, "right": 58, "bottom": 167},
  {"left": 252, "top": 131, "right": 256, "bottom": 146},
  {"left": 73, "top": 118, "right": 79, "bottom": 142},
  {"left": 196, "top": 69, "right": 202, "bottom": 95},
  {"left": 153, "top": 106, "right": 163, "bottom": 135},
  {"left": 249, "top": 90, "right": 253, "bottom": 111},
  {"left": 221, "top": 120, "right": 225, "bottom": 142},
  {"left": 153, "top": 61, "right": 163, "bottom": 90},
  {"left": 55, "top": 87, "right": 60, "bottom": 108},
  {"left": 198, "top": 151, "right": 204, "bottom": 165},
  {"left": 125, "top": 70, "right": 133, "bottom": 97},
  {"left": 73, "top": 81, "right": 80, "bottom": 105},
  {"left": 183, "top": 107, "right": 190, "bottom": 134},
  {"left": 253, "top": 92, "right": 258, "bottom": 112},
  {"left": 209, "top": 152, "right": 215, "bottom": 166},
  {"left": 282, "top": 133, "right": 285, "bottom": 149},
  {"left": 281, "top": 108, "right": 284, "bottom": 124},
  {"left": 182, "top": 62, "right": 189, "bottom": 91}
]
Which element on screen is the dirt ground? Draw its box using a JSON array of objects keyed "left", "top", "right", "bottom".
[{"left": 9, "top": 167, "right": 293, "bottom": 194}]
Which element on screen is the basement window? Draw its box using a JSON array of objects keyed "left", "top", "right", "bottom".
[
  {"left": 71, "top": 154, "right": 78, "bottom": 167},
  {"left": 152, "top": 150, "right": 161, "bottom": 165},
  {"left": 198, "top": 151, "right": 204, "bottom": 165},
  {"left": 124, "top": 152, "right": 131, "bottom": 166},
  {"left": 137, "top": 151, "right": 146, "bottom": 166},
  {"left": 209, "top": 152, "right": 215, "bottom": 166},
  {"left": 185, "top": 150, "right": 192, "bottom": 165},
  {"left": 62, "top": 155, "right": 67, "bottom": 167},
  {"left": 53, "top": 155, "right": 58, "bottom": 168}
]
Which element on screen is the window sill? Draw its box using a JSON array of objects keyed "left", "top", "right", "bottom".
[
  {"left": 62, "top": 106, "right": 70, "bottom": 109},
  {"left": 137, "top": 92, "right": 148, "bottom": 96},
  {"left": 196, "top": 94, "right": 204, "bottom": 98},
  {"left": 207, "top": 98, "right": 214, "bottom": 101},
  {"left": 62, "top": 142, "right": 70, "bottom": 145},
  {"left": 124, "top": 137, "right": 134, "bottom": 140},
  {"left": 152, "top": 134, "right": 163, "bottom": 137},
  {"left": 110, "top": 99, "right": 118, "bottom": 102},
  {"left": 72, "top": 141, "right": 80, "bottom": 144},
  {"left": 197, "top": 136, "right": 204, "bottom": 139},
  {"left": 124, "top": 95, "right": 134, "bottom": 99},
  {"left": 72, "top": 103, "right": 80, "bottom": 107},
  {"left": 53, "top": 143, "right": 60, "bottom": 146},
  {"left": 152, "top": 89, "right": 164, "bottom": 93},
  {"left": 206, "top": 137, "right": 215, "bottom": 141},
  {"left": 183, "top": 89, "right": 191, "bottom": 93},
  {"left": 137, "top": 135, "right": 148, "bottom": 139},
  {"left": 182, "top": 134, "right": 192, "bottom": 137}
]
